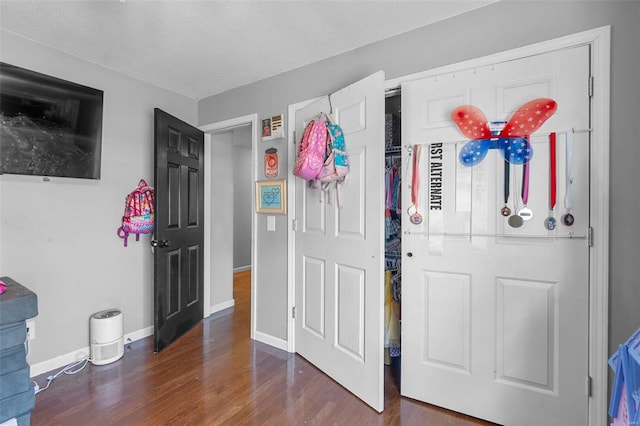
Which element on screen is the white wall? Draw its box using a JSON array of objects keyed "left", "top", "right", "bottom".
[{"left": 0, "top": 31, "right": 197, "bottom": 368}]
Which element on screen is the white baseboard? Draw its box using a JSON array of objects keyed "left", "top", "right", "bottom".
[
  {"left": 123, "top": 325, "right": 154, "bottom": 345},
  {"left": 233, "top": 265, "right": 251, "bottom": 272},
  {"left": 29, "top": 345, "right": 91, "bottom": 378},
  {"left": 29, "top": 325, "right": 153, "bottom": 378},
  {"left": 208, "top": 299, "right": 235, "bottom": 316},
  {"left": 253, "top": 330, "right": 288, "bottom": 352}
]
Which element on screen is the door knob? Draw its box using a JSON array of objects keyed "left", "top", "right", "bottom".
[{"left": 151, "top": 240, "right": 170, "bottom": 248}]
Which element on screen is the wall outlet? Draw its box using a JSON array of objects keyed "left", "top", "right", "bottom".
[{"left": 26, "top": 320, "right": 35, "bottom": 340}]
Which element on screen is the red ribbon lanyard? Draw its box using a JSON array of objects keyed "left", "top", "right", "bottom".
[
  {"left": 411, "top": 145, "right": 421, "bottom": 208},
  {"left": 549, "top": 132, "right": 557, "bottom": 209}
]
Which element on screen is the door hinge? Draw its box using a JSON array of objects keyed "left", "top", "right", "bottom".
[
  {"left": 588, "top": 227, "right": 594, "bottom": 247},
  {"left": 293, "top": 131, "right": 296, "bottom": 144},
  {"left": 292, "top": 306, "right": 296, "bottom": 319},
  {"left": 588, "top": 76, "right": 594, "bottom": 98},
  {"left": 587, "top": 375, "right": 593, "bottom": 397},
  {"left": 292, "top": 219, "right": 298, "bottom": 232}
]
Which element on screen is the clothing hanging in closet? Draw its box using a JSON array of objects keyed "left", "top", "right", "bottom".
[
  {"left": 384, "top": 158, "right": 402, "bottom": 270},
  {"left": 385, "top": 270, "right": 401, "bottom": 358},
  {"left": 384, "top": 154, "right": 402, "bottom": 360}
]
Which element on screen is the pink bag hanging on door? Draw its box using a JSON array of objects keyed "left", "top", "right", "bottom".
[
  {"left": 293, "top": 113, "right": 329, "bottom": 180},
  {"left": 117, "top": 179, "right": 155, "bottom": 247}
]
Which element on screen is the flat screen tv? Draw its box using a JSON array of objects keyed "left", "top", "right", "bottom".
[{"left": 0, "top": 62, "right": 103, "bottom": 179}]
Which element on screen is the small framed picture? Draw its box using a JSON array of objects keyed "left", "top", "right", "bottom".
[
  {"left": 261, "top": 114, "right": 284, "bottom": 141},
  {"left": 256, "top": 179, "right": 286, "bottom": 214},
  {"left": 261, "top": 118, "right": 272, "bottom": 138}
]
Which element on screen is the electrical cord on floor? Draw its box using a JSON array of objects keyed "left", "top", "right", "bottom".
[{"left": 31, "top": 357, "right": 91, "bottom": 396}]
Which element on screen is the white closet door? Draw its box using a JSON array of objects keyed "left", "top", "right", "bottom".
[
  {"left": 401, "top": 46, "right": 591, "bottom": 425},
  {"left": 294, "top": 71, "right": 386, "bottom": 412}
]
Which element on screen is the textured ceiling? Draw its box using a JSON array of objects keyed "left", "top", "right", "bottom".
[{"left": 0, "top": 1, "right": 495, "bottom": 100}]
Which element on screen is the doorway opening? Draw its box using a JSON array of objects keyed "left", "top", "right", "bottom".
[
  {"left": 230, "top": 125, "right": 253, "bottom": 274},
  {"left": 201, "top": 114, "right": 258, "bottom": 339}
]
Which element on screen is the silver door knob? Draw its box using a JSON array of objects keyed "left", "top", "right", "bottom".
[{"left": 151, "top": 240, "right": 170, "bottom": 248}]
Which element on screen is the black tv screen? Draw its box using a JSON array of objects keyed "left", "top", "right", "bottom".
[{"left": 0, "top": 62, "right": 103, "bottom": 179}]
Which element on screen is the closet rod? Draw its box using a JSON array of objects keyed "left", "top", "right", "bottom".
[
  {"left": 385, "top": 87, "right": 401, "bottom": 97},
  {"left": 405, "top": 128, "right": 592, "bottom": 150},
  {"left": 403, "top": 231, "right": 587, "bottom": 240}
]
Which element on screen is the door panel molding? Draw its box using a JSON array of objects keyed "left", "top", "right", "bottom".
[
  {"left": 496, "top": 277, "right": 557, "bottom": 393},
  {"left": 336, "top": 146, "right": 365, "bottom": 239},
  {"left": 422, "top": 271, "right": 471, "bottom": 372},
  {"left": 303, "top": 183, "right": 326, "bottom": 234},
  {"left": 335, "top": 263, "right": 366, "bottom": 361},
  {"left": 302, "top": 255, "right": 325, "bottom": 338}
]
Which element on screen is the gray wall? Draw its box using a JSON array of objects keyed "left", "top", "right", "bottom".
[
  {"left": 0, "top": 31, "right": 198, "bottom": 365},
  {"left": 232, "top": 126, "right": 252, "bottom": 270},
  {"left": 208, "top": 125, "right": 252, "bottom": 312},
  {"left": 209, "top": 131, "right": 234, "bottom": 309},
  {"left": 198, "top": 1, "right": 640, "bottom": 352}
]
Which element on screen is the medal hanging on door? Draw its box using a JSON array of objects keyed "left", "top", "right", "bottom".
[
  {"left": 544, "top": 133, "right": 558, "bottom": 230},
  {"left": 508, "top": 140, "right": 534, "bottom": 228},
  {"left": 517, "top": 149, "right": 533, "bottom": 222},
  {"left": 507, "top": 162, "right": 524, "bottom": 228},
  {"left": 501, "top": 159, "right": 512, "bottom": 217},
  {"left": 408, "top": 145, "right": 423, "bottom": 225},
  {"left": 561, "top": 132, "right": 575, "bottom": 226}
]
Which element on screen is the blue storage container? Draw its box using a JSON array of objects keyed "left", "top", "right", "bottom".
[
  {"left": 609, "top": 327, "right": 640, "bottom": 426},
  {"left": 0, "top": 277, "right": 38, "bottom": 426}
]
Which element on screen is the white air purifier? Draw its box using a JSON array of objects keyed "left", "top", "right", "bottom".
[{"left": 90, "top": 309, "right": 124, "bottom": 365}]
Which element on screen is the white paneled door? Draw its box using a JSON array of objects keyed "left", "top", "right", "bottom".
[
  {"left": 294, "top": 71, "right": 385, "bottom": 412},
  {"left": 401, "top": 46, "right": 591, "bottom": 425}
]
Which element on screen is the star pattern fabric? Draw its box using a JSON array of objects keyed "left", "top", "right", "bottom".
[{"left": 451, "top": 98, "right": 557, "bottom": 167}]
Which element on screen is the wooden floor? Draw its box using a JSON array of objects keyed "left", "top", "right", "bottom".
[{"left": 31, "top": 270, "right": 495, "bottom": 425}]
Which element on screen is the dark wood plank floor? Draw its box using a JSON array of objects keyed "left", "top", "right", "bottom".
[{"left": 31, "top": 270, "right": 496, "bottom": 425}]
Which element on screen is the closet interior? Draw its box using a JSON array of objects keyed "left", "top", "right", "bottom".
[{"left": 384, "top": 93, "right": 401, "bottom": 366}]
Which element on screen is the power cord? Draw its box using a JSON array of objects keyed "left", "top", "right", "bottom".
[{"left": 31, "top": 356, "right": 91, "bottom": 395}]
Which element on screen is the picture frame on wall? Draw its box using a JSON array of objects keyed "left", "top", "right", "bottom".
[
  {"left": 261, "top": 114, "right": 284, "bottom": 141},
  {"left": 256, "top": 179, "right": 286, "bottom": 214}
]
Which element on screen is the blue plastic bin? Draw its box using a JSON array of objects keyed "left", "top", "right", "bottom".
[{"left": 609, "top": 327, "right": 640, "bottom": 426}]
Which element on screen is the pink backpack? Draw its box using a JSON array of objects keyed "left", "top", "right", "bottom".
[
  {"left": 117, "top": 179, "right": 155, "bottom": 247},
  {"left": 293, "top": 113, "right": 329, "bottom": 180}
]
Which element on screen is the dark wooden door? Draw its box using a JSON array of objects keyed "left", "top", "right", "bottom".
[{"left": 153, "top": 108, "right": 204, "bottom": 353}]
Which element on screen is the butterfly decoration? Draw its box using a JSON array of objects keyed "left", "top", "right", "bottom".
[{"left": 451, "top": 98, "right": 558, "bottom": 167}]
